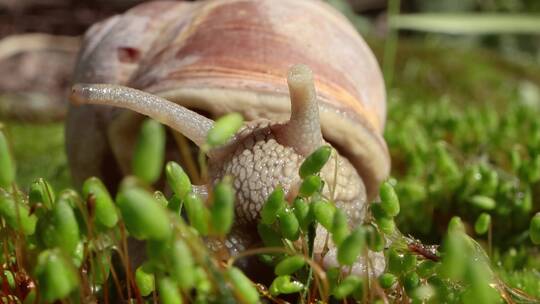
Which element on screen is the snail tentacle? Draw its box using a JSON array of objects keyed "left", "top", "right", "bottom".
[
  {"left": 70, "top": 84, "right": 214, "bottom": 148},
  {"left": 275, "top": 64, "right": 324, "bottom": 156}
]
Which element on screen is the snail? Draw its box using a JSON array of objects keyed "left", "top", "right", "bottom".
[{"left": 66, "top": 0, "right": 390, "bottom": 276}]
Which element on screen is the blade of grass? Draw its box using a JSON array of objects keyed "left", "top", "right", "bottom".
[
  {"left": 383, "top": 0, "right": 401, "bottom": 88},
  {"left": 390, "top": 14, "right": 540, "bottom": 34}
]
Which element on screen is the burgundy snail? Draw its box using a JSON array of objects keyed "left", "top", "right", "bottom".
[{"left": 66, "top": 0, "right": 390, "bottom": 276}]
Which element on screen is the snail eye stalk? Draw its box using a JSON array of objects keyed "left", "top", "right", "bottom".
[
  {"left": 275, "top": 64, "right": 324, "bottom": 156},
  {"left": 70, "top": 84, "right": 214, "bottom": 149}
]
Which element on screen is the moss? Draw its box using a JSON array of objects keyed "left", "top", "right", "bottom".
[
  {"left": 368, "top": 37, "right": 540, "bottom": 106},
  {"left": 2, "top": 121, "right": 70, "bottom": 191}
]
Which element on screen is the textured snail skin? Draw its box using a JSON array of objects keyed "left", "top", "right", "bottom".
[
  {"left": 210, "top": 121, "right": 367, "bottom": 254},
  {"left": 207, "top": 120, "right": 380, "bottom": 277},
  {"left": 66, "top": 0, "right": 389, "bottom": 277}
]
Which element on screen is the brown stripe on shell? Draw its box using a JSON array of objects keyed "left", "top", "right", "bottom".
[{"left": 148, "top": 66, "right": 381, "bottom": 137}]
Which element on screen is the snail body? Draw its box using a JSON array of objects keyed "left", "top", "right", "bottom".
[{"left": 67, "top": 0, "right": 389, "bottom": 275}]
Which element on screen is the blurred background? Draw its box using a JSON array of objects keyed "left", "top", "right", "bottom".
[
  {"left": 1, "top": 0, "right": 539, "bottom": 122},
  {"left": 1, "top": 0, "right": 539, "bottom": 121},
  {"left": 1, "top": 0, "right": 539, "bottom": 295}
]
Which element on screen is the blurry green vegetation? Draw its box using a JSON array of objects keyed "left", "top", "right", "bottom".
[
  {"left": 4, "top": 118, "right": 534, "bottom": 302},
  {"left": 411, "top": 0, "right": 540, "bottom": 13},
  {"left": 371, "top": 38, "right": 540, "bottom": 105},
  {"left": 2, "top": 121, "right": 70, "bottom": 190},
  {"left": 390, "top": 14, "right": 540, "bottom": 35}
]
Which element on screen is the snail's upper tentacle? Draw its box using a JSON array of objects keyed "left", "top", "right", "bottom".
[{"left": 70, "top": 84, "right": 214, "bottom": 149}]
